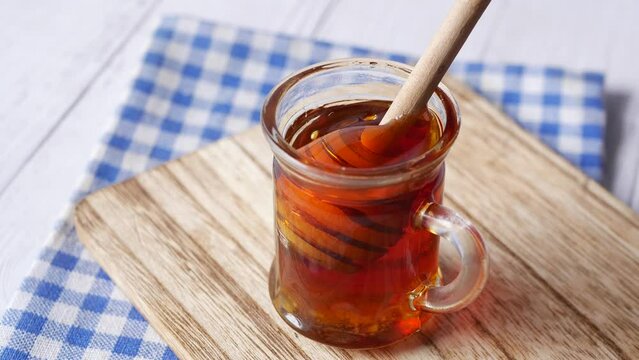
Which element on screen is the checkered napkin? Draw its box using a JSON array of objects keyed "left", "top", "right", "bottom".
[{"left": 0, "top": 16, "right": 605, "bottom": 359}]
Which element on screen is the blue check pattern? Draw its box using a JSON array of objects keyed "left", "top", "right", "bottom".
[{"left": 0, "top": 16, "right": 605, "bottom": 359}]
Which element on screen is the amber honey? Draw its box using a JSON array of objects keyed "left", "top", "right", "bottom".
[{"left": 269, "top": 100, "right": 446, "bottom": 348}]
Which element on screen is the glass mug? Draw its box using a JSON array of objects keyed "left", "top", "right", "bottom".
[{"left": 262, "top": 58, "right": 489, "bottom": 349}]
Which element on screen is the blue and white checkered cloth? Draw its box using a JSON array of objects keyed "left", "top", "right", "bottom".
[{"left": 0, "top": 16, "right": 605, "bottom": 359}]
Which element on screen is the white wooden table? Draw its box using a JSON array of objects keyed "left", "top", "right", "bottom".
[{"left": 1, "top": 0, "right": 637, "bottom": 312}]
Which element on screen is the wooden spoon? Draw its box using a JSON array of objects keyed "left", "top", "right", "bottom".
[{"left": 299, "top": 0, "right": 491, "bottom": 165}]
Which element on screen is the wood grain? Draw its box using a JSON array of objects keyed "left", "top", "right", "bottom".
[{"left": 75, "top": 76, "right": 639, "bottom": 359}]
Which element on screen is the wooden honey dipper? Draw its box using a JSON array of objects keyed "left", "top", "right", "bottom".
[{"left": 299, "top": 0, "right": 491, "bottom": 167}]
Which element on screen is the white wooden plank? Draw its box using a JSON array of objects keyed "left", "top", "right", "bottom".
[
  {"left": 161, "top": 0, "right": 333, "bottom": 36},
  {"left": 0, "top": 0, "right": 155, "bottom": 194},
  {"left": 310, "top": 0, "right": 500, "bottom": 62}
]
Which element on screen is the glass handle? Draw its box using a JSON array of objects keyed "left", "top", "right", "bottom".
[{"left": 412, "top": 202, "right": 489, "bottom": 313}]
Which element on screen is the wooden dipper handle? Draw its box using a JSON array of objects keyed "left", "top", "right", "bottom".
[{"left": 361, "top": 0, "right": 491, "bottom": 152}]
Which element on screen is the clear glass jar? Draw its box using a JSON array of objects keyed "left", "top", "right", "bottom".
[{"left": 262, "top": 58, "right": 489, "bottom": 349}]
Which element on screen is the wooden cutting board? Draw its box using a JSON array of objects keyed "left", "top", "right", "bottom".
[{"left": 74, "top": 76, "right": 639, "bottom": 359}]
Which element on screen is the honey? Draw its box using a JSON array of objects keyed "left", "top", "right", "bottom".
[{"left": 270, "top": 100, "right": 445, "bottom": 348}]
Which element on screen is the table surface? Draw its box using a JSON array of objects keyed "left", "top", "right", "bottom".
[{"left": 1, "top": 0, "right": 638, "bottom": 312}]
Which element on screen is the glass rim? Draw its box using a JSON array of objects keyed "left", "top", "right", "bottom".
[{"left": 261, "top": 57, "right": 461, "bottom": 186}]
